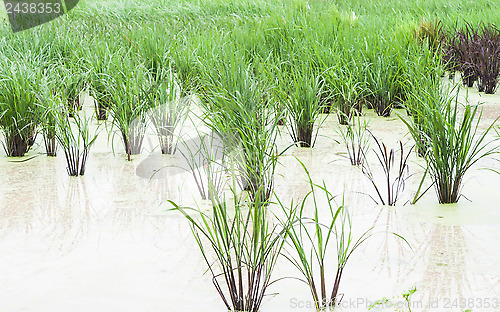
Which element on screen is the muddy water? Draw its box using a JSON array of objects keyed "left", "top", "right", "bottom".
[{"left": 0, "top": 86, "right": 500, "bottom": 312}]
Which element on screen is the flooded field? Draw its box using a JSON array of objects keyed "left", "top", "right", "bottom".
[{"left": 1, "top": 81, "right": 499, "bottom": 312}]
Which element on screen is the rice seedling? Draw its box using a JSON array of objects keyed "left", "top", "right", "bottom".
[
  {"left": 235, "top": 112, "right": 281, "bottom": 205},
  {"left": 442, "top": 37, "right": 461, "bottom": 80},
  {"left": 146, "top": 67, "right": 190, "bottom": 155},
  {"left": 41, "top": 108, "right": 58, "bottom": 157},
  {"left": 84, "top": 42, "right": 125, "bottom": 120},
  {"left": 280, "top": 61, "right": 324, "bottom": 148},
  {"left": 361, "top": 132, "right": 413, "bottom": 206},
  {"left": 0, "top": 60, "right": 40, "bottom": 157},
  {"left": 53, "top": 107, "right": 100, "bottom": 176},
  {"left": 169, "top": 183, "right": 290, "bottom": 312},
  {"left": 278, "top": 161, "right": 375, "bottom": 310},
  {"left": 107, "top": 63, "right": 150, "bottom": 161},
  {"left": 260, "top": 58, "right": 288, "bottom": 126},
  {"left": 414, "top": 18, "right": 445, "bottom": 55},
  {"left": 399, "top": 86, "right": 499, "bottom": 204},
  {"left": 324, "top": 56, "right": 366, "bottom": 125},
  {"left": 178, "top": 131, "right": 227, "bottom": 201},
  {"left": 364, "top": 53, "right": 399, "bottom": 117},
  {"left": 171, "top": 43, "right": 199, "bottom": 98},
  {"left": 36, "top": 73, "right": 59, "bottom": 157},
  {"left": 474, "top": 23, "right": 500, "bottom": 94},
  {"left": 198, "top": 52, "right": 280, "bottom": 204},
  {"left": 130, "top": 24, "right": 172, "bottom": 80},
  {"left": 449, "top": 23, "right": 479, "bottom": 88},
  {"left": 337, "top": 116, "right": 370, "bottom": 166},
  {"left": 401, "top": 43, "right": 443, "bottom": 157},
  {"left": 58, "top": 64, "right": 86, "bottom": 116}
]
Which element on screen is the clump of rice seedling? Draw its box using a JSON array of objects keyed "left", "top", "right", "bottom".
[
  {"left": 84, "top": 43, "right": 124, "bottom": 121},
  {"left": 324, "top": 56, "right": 366, "bottom": 125},
  {"left": 365, "top": 54, "right": 399, "bottom": 117},
  {"left": 401, "top": 43, "right": 443, "bottom": 157},
  {"left": 54, "top": 107, "right": 99, "bottom": 177},
  {"left": 337, "top": 115, "right": 370, "bottom": 166},
  {"left": 400, "top": 86, "right": 499, "bottom": 204},
  {"left": 178, "top": 131, "right": 227, "bottom": 201},
  {"left": 0, "top": 61, "right": 40, "bottom": 157},
  {"left": 42, "top": 109, "right": 58, "bottom": 157},
  {"left": 107, "top": 63, "right": 150, "bottom": 161},
  {"left": 448, "top": 22, "right": 500, "bottom": 93},
  {"left": 58, "top": 64, "right": 85, "bottom": 116},
  {"left": 278, "top": 161, "right": 376, "bottom": 310},
  {"left": 131, "top": 24, "right": 171, "bottom": 80},
  {"left": 442, "top": 38, "right": 461, "bottom": 80},
  {"left": 414, "top": 18, "right": 445, "bottom": 54},
  {"left": 259, "top": 57, "right": 287, "bottom": 126},
  {"left": 363, "top": 33, "right": 409, "bottom": 117},
  {"left": 198, "top": 52, "right": 280, "bottom": 204},
  {"left": 36, "top": 74, "right": 59, "bottom": 157},
  {"left": 146, "top": 67, "right": 189, "bottom": 155},
  {"left": 282, "top": 61, "right": 324, "bottom": 148},
  {"left": 361, "top": 132, "right": 413, "bottom": 206},
  {"left": 449, "top": 23, "right": 479, "bottom": 88},
  {"left": 170, "top": 183, "right": 290, "bottom": 312},
  {"left": 171, "top": 41, "right": 201, "bottom": 98},
  {"left": 474, "top": 23, "right": 500, "bottom": 94}
]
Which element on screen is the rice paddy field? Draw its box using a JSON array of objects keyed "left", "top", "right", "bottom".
[{"left": 2, "top": 0, "right": 500, "bottom": 311}]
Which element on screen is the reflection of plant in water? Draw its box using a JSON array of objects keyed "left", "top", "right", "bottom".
[
  {"left": 369, "top": 286, "right": 472, "bottom": 312},
  {"left": 419, "top": 224, "right": 470, "bottom": 302},
  {"left": 33, "top": 178, "right": 92, "bottom": 254},
  {"left": 370, "top": 207, "right": 413, "bottom": 280}
]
